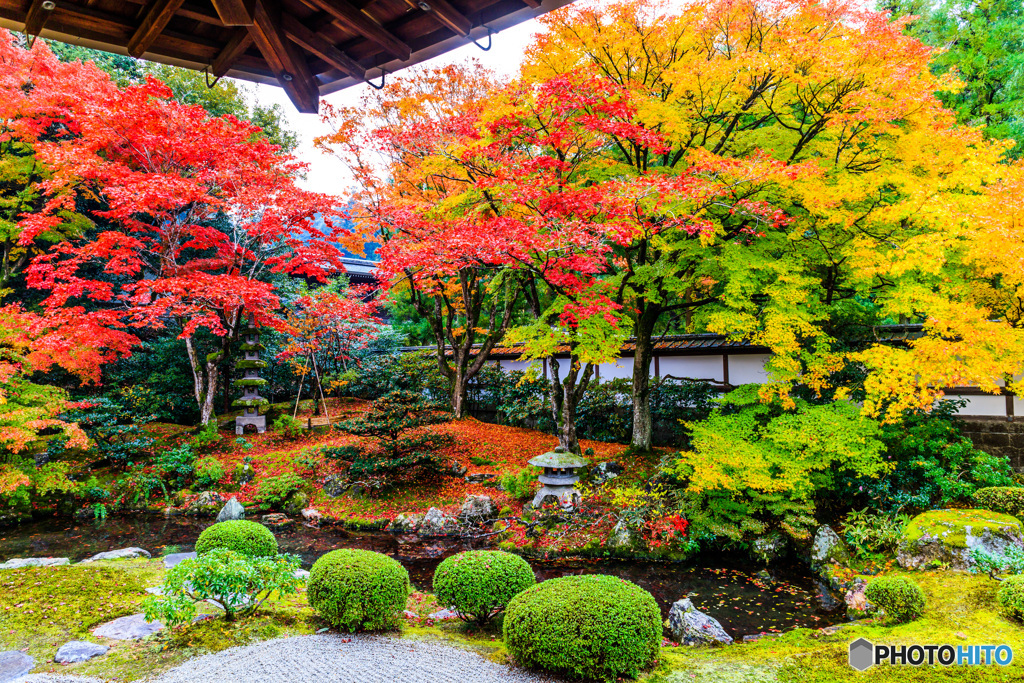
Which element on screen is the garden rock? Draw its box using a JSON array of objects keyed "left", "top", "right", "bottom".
[
  {"left": 0, "top": 650, "right": 33, "bottom": 682},
  {"left": 427, "top": 608, "right": 459, "bottom": 621},
  {"left": 459, "top": 495, "right": 496, "bottom": 522},
  {"left": 92, "top": 614, "right": 163, "bottom": 640},
  {"left": 667, "top": 598, "right": 733, "bottom": 646},
  {"left": 0, "top": 557, "right": 69, "bottom": 570},
  {"left": 261, "top": 513, "right": 293, "bottom": 529},
  {"left": 215, "top": 498, "right": 245, "bottom": 523},
  {"left": 465, "top": 473, "right": 495, "bottom": 484},
  {"left": 187, "top": 492, "right": 225, "bottom": 517},
  {"left": 282, "top": 492, "right": 309, "bottom": 516},
  {"left": 418, "top": 508, "right": 457, "bottom": 536},
  {"left": 844, "top": 579, "right": 872, "bottom": 619},
  {"left": 810, "top": 525, "right": 850, "bottom": 568},
  {"left": 234, "top": 461, "right": 254, "bottom": 486},
  {"left": 897, "top": 508, "right": 1024, "bottom": 570},
  {"left": 591, "top": 461, "right": 623, "bottom": 485},
  {"left": 607, "top": 520, "right": 634, "bottom": 549},
  {"left": 752, "top": 531, "right": 787, "bottom": 564},
  {"left": 301, "top": 508, "right": 322, "bottom": 525},
  {"left": 321, "top": 475, "right": 347, "bottom": 498},
  {"left": 162, "top": 552, "right": 196, "bottom": 569},
  {"left": 81, "top": 548, "right": 151, "bottom": 563},
  {"left": 448, "top": 462, "right": 468, "bottom": 478},
  {"left": 54, "top": 641, "right": 108, "bottom": 664},
  {"left": 389, "top": 513, "right": 423, "bottom": 533}
]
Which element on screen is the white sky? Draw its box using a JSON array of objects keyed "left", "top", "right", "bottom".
[{"left": 242, "top": 18, "right": 544, "bottom": 196}]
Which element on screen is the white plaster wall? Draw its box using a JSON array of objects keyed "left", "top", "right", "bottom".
[
  {"left": 944, "top": 394, "right": 1007, "bottom": 417},
  {"left": 498, "top": 359, "right": 533, "bottom": 373},
  {"left": 657, "top": 355, "right": 725, "bottom": 383},
  {"left": 598, "top": 357, "right": 634, "bottom": 382},
  {"left": 728, "top": 354, "right": 771, "bottom": 384}
]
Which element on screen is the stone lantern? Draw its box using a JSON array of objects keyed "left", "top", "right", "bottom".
[
  {"left": 528, "top": 446, "right": 588, "bottom": 508},
  {"left": 233, "top": 315, "right": 268, "bottom": 435}
]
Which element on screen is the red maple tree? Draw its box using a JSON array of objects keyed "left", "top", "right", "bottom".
[{"left": 3, "top": 32, "right": 366, "bottom": 424}]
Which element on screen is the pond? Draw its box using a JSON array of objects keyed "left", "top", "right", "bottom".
[{"left": 0, "top": 515, "right": 845, "bottom": 638}]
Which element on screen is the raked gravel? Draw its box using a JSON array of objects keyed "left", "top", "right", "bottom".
[{"left": 12, "top": 634, "right": 559, "bottom": 683}]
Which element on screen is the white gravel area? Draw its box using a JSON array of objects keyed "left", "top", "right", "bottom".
[{"left": 13, "top": 634, "right": 558, "bottom": 683}]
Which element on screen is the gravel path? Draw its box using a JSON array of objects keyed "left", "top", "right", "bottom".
[{"left": 13, "top": 634, "right": 558, "bottom": 683}]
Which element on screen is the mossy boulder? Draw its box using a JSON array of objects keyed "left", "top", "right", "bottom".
[{"left": 897, "top": 509, "right": 1023, "bottom": 570}]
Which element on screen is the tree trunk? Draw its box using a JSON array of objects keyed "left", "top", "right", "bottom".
[
  {"left": 630, "top": 315, "right": 657, "bottom": 452},
  {"left": 546, "top": 354, "right": 593, "bottom": 454},
  {"left": 451, "top": 364, "right": 469, "bottom": 418},
  {"left": 185, "top": 336, "right": 220, "bottom": 425}
]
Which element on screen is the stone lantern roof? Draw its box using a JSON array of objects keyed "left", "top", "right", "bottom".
[{"left": 528, "top": 447, "right": 588, "bottom": 469}]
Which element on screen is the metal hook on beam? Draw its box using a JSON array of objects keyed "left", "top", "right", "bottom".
[
  {"left": 365, "top": 68, "right": 389, "bottom": 90},
  {"left": 204, "top": 66, "right": 223, "bottom": 89},
  {"left": 471, "top": 25, "right": 494, "bottom": 52}
]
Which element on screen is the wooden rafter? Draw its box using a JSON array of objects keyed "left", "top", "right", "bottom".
[
  {"left": 282, "top": 14, "right": 364, "bottom": 80},
  {"left": 211, "top": 0, "right": 256, "bottom": 26},
  {"left": 22, "top": 0, "right": 54, "bottom": 41},
  {"left": 128, "top": 0, "right": 188, "bottom": 58},
  {"left": 249, "top": 0, "right": 320, "bottom": 113},
  {"left": 212, "top": 28, "right": 253, "bottom": 77},
  {"left": 303, "top": 0, "right": 411, "bottom": 61},
  {"left": 522, "top": 0, "right": 541, "bottom": 8},
  {"left": 404, "top": 0, "right": 471, "bottom": 37}
]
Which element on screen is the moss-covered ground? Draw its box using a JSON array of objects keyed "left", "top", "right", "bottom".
[{"left": 2, "top": 559, "right": 1022, "bottom": 682}]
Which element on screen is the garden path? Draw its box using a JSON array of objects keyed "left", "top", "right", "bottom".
[{"left": 14, "top": 634, "right": 557, "bottom": 683}]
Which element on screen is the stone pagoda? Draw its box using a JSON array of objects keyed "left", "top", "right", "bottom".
[
  {"left": 528, "top": 446, "right": 589, "bottom": 509},
  {"left": 233, "top": 316, "right": 268, "bottom": 435}
]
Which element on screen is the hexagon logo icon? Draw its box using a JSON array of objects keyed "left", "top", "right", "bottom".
[{"left": 849, "top": 638, "right": 875, "bottom": 671}]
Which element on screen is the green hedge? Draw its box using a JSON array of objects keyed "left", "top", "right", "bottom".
[
  {"left": 307, "top": 549, "right": 409, "bottom": 631},
  {"left": 195, "top": 520, "right": 278, "bottom": 558},
  {"left": 503, "top": 574, "right": 660, "bottom": 681},
  {"left": 865, "top": 576, "right": 925, "bottom": 624},
  {"left": 974, "top": 487, "right": 1024, "bottom": 518},
  {"left": 997, "top": 575, "right": 1024, "bottom": 620},
  {"left": 433, "top": 551, "right": 535, "bottom": 624}
]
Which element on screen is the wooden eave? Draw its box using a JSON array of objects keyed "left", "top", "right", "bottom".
[{"left": 0, "top": 0, "right": 574, "bottom": 113}]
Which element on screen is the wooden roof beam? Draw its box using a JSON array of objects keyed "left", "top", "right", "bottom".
[
  {"left": 211, "top": 27, "right": 253, "bottom": 77},
  {"left": 23, "top": 0, "right": 57, "bottom": 41},
  {"left": 210, "top": 0, "right": 255, "bottom": 26},
  {"left": 404, "top": 0, "right": 470, "bottom": 37},
  {"left": 521, "top": 0, "right": 541, "bottom": 8},
  {"left": 128, "top": 0, "right": 188, "bottom": 57},
  {"left": 249, "top": 0, "right": 320, "bottom": 113},
  {"left": 281, "top": 14, "right": 364, "bottom": 81},
  {"left": 303, "top": 0, "right": 411, "bottom": 61}
]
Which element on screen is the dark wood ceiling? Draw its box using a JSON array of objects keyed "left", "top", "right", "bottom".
[{"left": 0, "top": 0, "right": 573, "bottom": 112}]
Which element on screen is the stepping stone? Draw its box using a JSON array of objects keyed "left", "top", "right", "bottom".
[
  {"left": 0, "top": 651, "right": 33, "bottom": 682},
  {"left": 0, "top": 558, "right": 69, "bottom": 571},
  {"left": 293, "top": 569, "right": 310, "bottom": 580},
  {"left": 145, "top": 586, "right": 164, "bottom": 596},
  {"left": 427, "top": 608, "right": 459, "bottom": 620},
  {"left": 54, "top": 641, "right": 108, "bottom": 664},
  {"left": 92, "top": 614, "right": 163, "bottom": 640},
  {"left": 162, "top": 552, "right": 196, "bottom": 569},
  {"left": 81, "top": 548, "right": 151, "bottom": 563}
]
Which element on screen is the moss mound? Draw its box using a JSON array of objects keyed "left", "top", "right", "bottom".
[
  {"left": 307, "top": 549, "right": 409, "bottom": 631},
  {"left": 902, "top": 509, "right": 1021, "bottom": 547},
  {"left": 195, "top": 520, "right": 278, "bottom": 558},
  {"left": 433, "top": 550, "right": 536, "bottom": 624},
  {"left": 997, "top": 574, "right": 1024, "bottom": 620},
  {"left": 503, "top": 574, "right": 661, "bottom": 682}
]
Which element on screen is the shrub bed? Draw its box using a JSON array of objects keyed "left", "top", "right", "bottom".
[
  {"left": 974, "top": 487, "right": 1024, "bottom": 519},
  {"left": 865, "top": 575, "right": 926, "bottom": 623},
  {"left": 307, "top": 549, "right": 409, "bottom": 631},
  {"left": 433, "top": 550, "right": 535, "bottom": 624},
  {"left": 195, "top": 520, "right": 278, "bottom": 558},
  {"left": 503, "top": 574, "right": 660, "bottom": 681}
]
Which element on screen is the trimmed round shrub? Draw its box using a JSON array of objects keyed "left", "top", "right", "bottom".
[
  {"left": 308, "top": 549, "right": 410, "bottom": 631},
  {"left": 503, "top": 574, "right": 660, "bottom": 682},
  {"left": 195, "top": 520, "right": 278, "bottom": 558},
  {"left": 865, "top": 576, "right": 926, "bottom": 624},
  {"left": 974, "top": 487, "right": 1024, "bottom": 519},
  {"left": 433, "top": 550, "right": 535, "bottom": 624},
  {"left": 997, "top": 575, "right": 1024, "bottom": 620}
]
